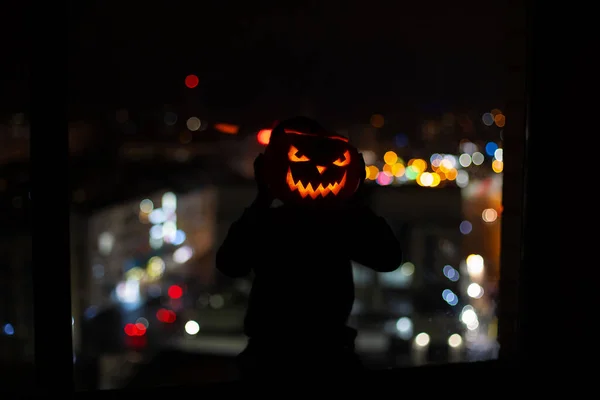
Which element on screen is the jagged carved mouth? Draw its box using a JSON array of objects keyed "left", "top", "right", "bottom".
[{"left": 285, "top": 168, "right": 346, "bottom": 199}]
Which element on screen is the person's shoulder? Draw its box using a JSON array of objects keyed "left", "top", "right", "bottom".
[{"left": 269, "top": 205, "right": 287, "bottom": 219}]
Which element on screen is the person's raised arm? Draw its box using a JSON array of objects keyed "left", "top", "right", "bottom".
[
  {"left": 215, "top": 200, "right": 269, "bottom": 278},
  {"left": 215, "top": 154, "right": 272, "bottom": 278},
  {"left": 340, "top": 154, "right": 403, "bottom": 272},
  {"left": 345, "top": 206, "right": 403, "bottom": 272}
]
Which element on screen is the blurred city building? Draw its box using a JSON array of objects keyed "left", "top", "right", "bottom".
[
  {"left": 352, "top": 185, "right": 464, "bottom": 366},
  {"left": 0, "top": 106, "right": 506, "bottom": 388},
  {"left": 0, "top": 119, "right": 33, "bottom": 388}
]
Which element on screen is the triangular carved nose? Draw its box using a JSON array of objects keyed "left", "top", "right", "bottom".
[{"left": 316, "top": 165, "right": 326, "bottom": 174}]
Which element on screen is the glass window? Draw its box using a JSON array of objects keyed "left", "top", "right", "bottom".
[
  {"left": 62, "top": 2, "right": 526, "bottom": 390},
  {"left": 0, "top": 114, "right": 34, "bottom": 390}
]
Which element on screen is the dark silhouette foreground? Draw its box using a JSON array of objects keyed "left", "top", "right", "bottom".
[{"left": 216, "top": 117, "right": 403, "bottom": 380}]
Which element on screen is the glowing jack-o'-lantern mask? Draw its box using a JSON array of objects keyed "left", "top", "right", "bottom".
[{"left": 263, "top": 118, "right": 364, "bottom": 206}]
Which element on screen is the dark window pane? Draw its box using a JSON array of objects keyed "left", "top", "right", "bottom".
[
  {"left": 0, "top": 116, "right": 34, "bottom": 390},
  {"left": 67, "top": 1, "right": 525, "bottom": 389}
]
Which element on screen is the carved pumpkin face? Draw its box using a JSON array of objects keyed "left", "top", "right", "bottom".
[{"left": 263, "top": 121, "right": 363, "bottom": 207}]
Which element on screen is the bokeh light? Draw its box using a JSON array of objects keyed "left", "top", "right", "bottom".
[{"left": 184, "top": 74, "right": 199, "bottom": 89}]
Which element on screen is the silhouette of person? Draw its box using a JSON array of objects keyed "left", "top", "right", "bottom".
[{"left": 216, "top": 117, "right": 403, "bottom": 381}]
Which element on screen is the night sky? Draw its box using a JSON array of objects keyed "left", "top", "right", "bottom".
[
  {"left": 69, "top": 2, "right": 513, "bottom": 114},
  {"left": 4, "top": 1, "right": 517, "bottom": 126}
]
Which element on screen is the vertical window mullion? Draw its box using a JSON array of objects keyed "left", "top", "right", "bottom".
[
  {"left": 497, "top": 0, "right": 530, "bottom": 364},
  {"left": 31, "top": 106, "right": 74, "bottom": 392}
]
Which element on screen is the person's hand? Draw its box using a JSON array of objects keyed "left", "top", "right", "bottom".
[
  {"left": 343, "top": 152, "right": 368, "bottom": 210},
  {"left": 252, "top": 154, "right": 273, "bottom": 208},
  {"left": 329, "top": 153, "right": 369, "bottom": 225}
]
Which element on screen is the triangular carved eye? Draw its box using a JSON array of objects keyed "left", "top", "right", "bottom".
[
  {"left": 333, "top": 150, "right": 351, "bottom": 167},
  {"left": 288, "top": 146, "right": 310, "bottom": 162}
]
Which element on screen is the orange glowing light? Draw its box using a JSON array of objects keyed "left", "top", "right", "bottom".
[
  {"left": 257, "top": 128, "right": 348, "bottom": 146},
  {"left": 185, "top": 74, "right": 199, "bottom": 89},
  {"left": 288, "top": 145, "right": 310, "bottom": 162},
  {"left": 333, "top": 150, "right": 351, "bottom": 167},
  {"left": 257, "top": 129, "right": 272, "bottom": 145},
  {"left": 214, "top": 123, "right": 239, "bottom": 135},
  {"left": 284, "top": 129, "right": 348, "bottom": 142},
  {"left": 285, "top": 168, "right": 346, "bottom": 199}
]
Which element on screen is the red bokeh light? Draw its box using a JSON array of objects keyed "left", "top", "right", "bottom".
[
  {"left": 135, "top": 322, "right": 146, "bottom": 332},
  {"left": 257, "top": 129, "right": 272, "bottom": 146},
  {"left": 168, "top": 285, "right": 183, "bottom": 299},
  {"left": 125, "top": 336, "right": 147, "bottom": 348},
  {"left": 124, "top": 323, "right": 147, "bottom": 337},
  {"left": 156, "top": 308, "right": 177, "bottom": 323},
  {"left": 185, "top": 74, "right": 199, "bottom": 89}
]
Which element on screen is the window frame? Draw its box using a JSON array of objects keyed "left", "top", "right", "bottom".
[{"left": 30, "top": 3, "right": 531, "bottom": 395}]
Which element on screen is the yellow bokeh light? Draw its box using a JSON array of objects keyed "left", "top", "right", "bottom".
[
  {"left": 147, "top": 256, "right": 165, "bottom": 279},
  {"left": 430, "top": 172, "right": 441, "bottom": 187},
  {"left": 439, "top": 159, "right": 453, "bottom": 173},
  {"left": 391, "top": 163, "right": 405, "bottom": 177},
  {"left": 126, "top": 267, "right": 145, "bottom": 281},
  {"left": 383, "top": 151, "right": 398, "bottom": 165},
  {"left": 492, "top": 160, "right": 503, "bottom": 173},
  {"left": 366, "top": 165, "right": 379, "bottom": 180},
  {"left": 418, "top": 172, "right": 434, "bottom": 187},
  {"left": 466, "top": 254, "right": 484, "bottom": 275},
  {"left": 446, "top": 168, "right": 458, "bottom": 180},
  {"left": 411, "top": 159, "right": 427, "bottom": 173}
]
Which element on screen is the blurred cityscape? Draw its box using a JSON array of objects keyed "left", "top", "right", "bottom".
[{"left": 1, "top": 103, "right": 506, "bottom": 388}]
